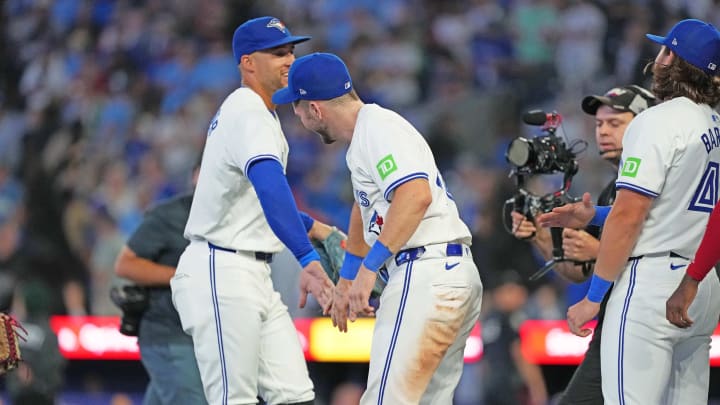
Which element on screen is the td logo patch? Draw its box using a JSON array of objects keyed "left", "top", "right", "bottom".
[
  {"left": 376, "top": 154, "right": 398, "bottom": 180},
  {"left": 621, "top": 157, "right": 642, "bottom": 178}
]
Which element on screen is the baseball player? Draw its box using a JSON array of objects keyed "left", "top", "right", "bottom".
[
  {"left": 539, "top": 19, "right": 720, "bottom": 405},
  {"left": 170, "top": 17, "right": 336, "bottom": 405},
  {"left": 273, "top": 53, "right": 483, "bottom": 405},
  {"left": 512, "top": 84, "right": 657, "bottom": 405},
  {"left": 666, "top": 201, "right": 720, "bottom": 327}
]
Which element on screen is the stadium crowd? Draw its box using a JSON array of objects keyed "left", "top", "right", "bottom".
[{"left": 0, "top": 0, "right": 717, "bottom": 403}]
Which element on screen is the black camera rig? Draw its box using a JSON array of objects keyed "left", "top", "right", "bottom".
[
  {"left": 110, "top": 285, "right": 149, "bottom": 336},
  {"left": 504, "top": 110, "right": 587, "bottom": 280}
]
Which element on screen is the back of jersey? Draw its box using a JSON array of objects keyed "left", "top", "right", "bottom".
[{"left": 616, "top": 97, "right": 720, "bottom": 258}]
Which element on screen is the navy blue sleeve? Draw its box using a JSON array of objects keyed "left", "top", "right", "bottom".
[{"left": 247, "top": 159, "right": 319, "bottom": 265}]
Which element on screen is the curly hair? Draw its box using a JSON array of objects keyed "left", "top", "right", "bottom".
[{"left": 646, "top": 52, "right": 720, "bottom": 106}]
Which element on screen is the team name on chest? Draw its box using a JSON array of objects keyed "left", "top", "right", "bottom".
[{"left": 701, "top": 127, "right": 720, "bottom": 153}]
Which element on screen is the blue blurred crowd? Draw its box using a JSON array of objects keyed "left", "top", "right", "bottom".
[{"left": 0, "top": 0, "right": 717, "bottom": 403}]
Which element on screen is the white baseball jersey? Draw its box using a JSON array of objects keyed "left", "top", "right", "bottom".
[
  {"left": 601, "top": 97, "right": 720, "bottom": 405},
  {"left": 346, "top": 103, "right": 472, "bottom": 249},
  {"left": 184, "top": 87, "right": 288, "bottom": 252},
  {"left": 172, "top": 86, "right": 314, "bottom": 404},
  {"left": 346, "top": 103, "right": 482, "bottom": 405},
  {"left": 616, "top": 97, "right": 720, "bottom": 258}
]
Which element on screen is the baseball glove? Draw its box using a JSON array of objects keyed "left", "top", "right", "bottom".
[
  {"left": 312, "top": 228, "right": 385, "bottom": 297},
  {"left": 312, "top": 227, "right": 347, "bottom": 283},
  {"left": 0, "top": 313, "right": 27, "bottom": 375}
]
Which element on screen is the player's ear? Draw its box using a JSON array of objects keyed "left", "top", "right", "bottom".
[
  {"left": 309, "top": 101, "right": 322, "bottom": 120},
  {"left": 239, "top": 54, "right": 254, "bottom": 73},
  {"left": 660, "top": 46, "right": 675, "bottom": 64}
]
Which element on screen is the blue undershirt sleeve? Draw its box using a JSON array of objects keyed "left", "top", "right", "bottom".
[
  {"left": 247, "top": 159, "right": 319, "bottom": 266},
  {"left": 589, "top": 205, "right": 611, "bottom": 227},
  {"left": 298, "top": 211, "right": 315, "bottom": 232}
]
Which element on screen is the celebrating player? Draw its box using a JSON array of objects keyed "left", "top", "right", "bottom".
[
  {"left": 273, "top": 52, "right": 483, "bottom": 405},
  {"left": 512, "top": 84, "right": 656, "bottom": 405},
  {"left": 170, "top": 17, "right": 336, "bottom": 405},
  {"left": 539, "top": 18, "right": 720, "bottom": 405}
]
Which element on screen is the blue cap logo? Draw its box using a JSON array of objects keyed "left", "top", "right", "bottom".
[
  {"left": 646, "top": 19, "right": 720, "bottom": 75},
  {"left": 266, "top": 18, "right": 287, "bottom": 33},
  {"left": 232, "top": 16, "right": 311, "bottom": 64},
  {"left": 272, "top": 53, "right": 353, "bottom": 104}
]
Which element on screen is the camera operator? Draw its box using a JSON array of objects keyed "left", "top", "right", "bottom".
[
  {"left": 511, "top": 84, "right": 657, "bottom": 404},
  {"left": 113, "top": 161, "right": 207, "bottom": 405}
]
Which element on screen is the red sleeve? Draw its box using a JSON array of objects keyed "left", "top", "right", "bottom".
[{"left": 686, "top": 203, "right": 720, "bottom": 281}]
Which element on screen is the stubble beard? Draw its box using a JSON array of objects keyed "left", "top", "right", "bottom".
[{"left": 315, "top": 126, "right": 336, "bottom": 144}]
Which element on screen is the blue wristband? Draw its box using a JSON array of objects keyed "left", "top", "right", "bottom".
[
  {"left": 362, "top": 241, "right": 393, "bottom": 272},
  {"left": 299, "top": 250, "right": 321, "bottom": 267},
  {"left": 339, "top": 252, "right": 363, "bottom": 280},
  {"left": 587, "top": 274, "right": 613, "bottom": 303},
  {"left": 589, "top": 206, "right": 611, "bottom": 227}
]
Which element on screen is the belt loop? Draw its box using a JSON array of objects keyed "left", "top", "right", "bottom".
[
  {"left": 446, "top": 243, "right": 463, "bottom": 257},
  {"left": 255, "top": 252, "right": 273, "bottom": 263},
  {"left": 395, "top": 247, "right": 426, "bottom": 266}
]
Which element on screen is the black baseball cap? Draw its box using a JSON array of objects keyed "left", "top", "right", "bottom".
[{"left": 581, "top": 85, "right": 657, "bottom": 116}]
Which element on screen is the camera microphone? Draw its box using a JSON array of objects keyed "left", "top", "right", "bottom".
[{"left": 522, "top": 110, "right": 563, "bottom": 127}]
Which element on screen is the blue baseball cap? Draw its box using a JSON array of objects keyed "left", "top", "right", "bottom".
[
  {"left": 232, "top": 16, "right": 311, "bottom": 64},
  {"left": 646, "top": 19, "right": 720, "bottom": 75},
  {"left": 272, "top": 53, "right": 353, "bottom": 104}
]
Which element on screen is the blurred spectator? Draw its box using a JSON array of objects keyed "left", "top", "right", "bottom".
[
  {"left": 554, "top": 0, "right": 607, "bottom": 94},
  {"left": 0, "top": 214, "right": 23, "bottom": 313},
  {"left": 90, "top": 206, "right": 124, "bottom": 315},
  {"left": 480, "top": 270, "right": 547, "bottom": 405},
  {"left": 5, "top": 281, "right": 66, "bottom": 405}
]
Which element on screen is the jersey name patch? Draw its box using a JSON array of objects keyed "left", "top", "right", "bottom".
[
  {"left": 376, "top": 154, "right": 398, "bottom": 180},
  {"left": 621, "top": 157, "right": 642, "bottom": 178}
]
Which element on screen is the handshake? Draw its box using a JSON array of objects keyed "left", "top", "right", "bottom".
[{"left": 300, "top": 224, "right": 385, "bottom": 332}]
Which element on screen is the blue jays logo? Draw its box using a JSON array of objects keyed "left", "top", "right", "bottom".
[
  {"left": 368, "top": 211, "right": 384, "bottom": 235},
  {"left": 266, "top": 18, "right": 287, "bottom": 33}
]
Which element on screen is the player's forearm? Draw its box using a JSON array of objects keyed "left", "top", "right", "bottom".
[
  {"left": 377, "top": 179, "right": 431, "bottom": 252},
  {"left": 555, "top": 262, "right": 590, "bottom": 283},
  {"left": 308, "top": 218, "right": 333, "bottom": 241},
  {"left": 346, "top": 203, "right": 370, "bottom": 257},
  {"left": 529, "top": 229, "right": 553, "bottom": 260},
  {"left": 115, "top": 246, "right": 175, "bottom": 286},
  {"left": 687, "top": 203, "right": 720, "bottom": 281},
  {"left": 592, "top": 192, "right": 650, "bottom": 286}
]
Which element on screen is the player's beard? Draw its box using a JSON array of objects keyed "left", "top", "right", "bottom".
[
  {"left": 314, "top": 126, "right": 335, "bottom": 144},
  {"left": 649, "top": 61, "right": 672, "bottom": 101}
]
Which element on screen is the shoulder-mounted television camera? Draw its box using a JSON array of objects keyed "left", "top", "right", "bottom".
[{"left": 504, "top": 110, "right": 587, "bottom": 280}]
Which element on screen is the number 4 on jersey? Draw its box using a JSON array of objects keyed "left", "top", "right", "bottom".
[{"left": 689, "top": 161, "right": 719, "bottom": 212}]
